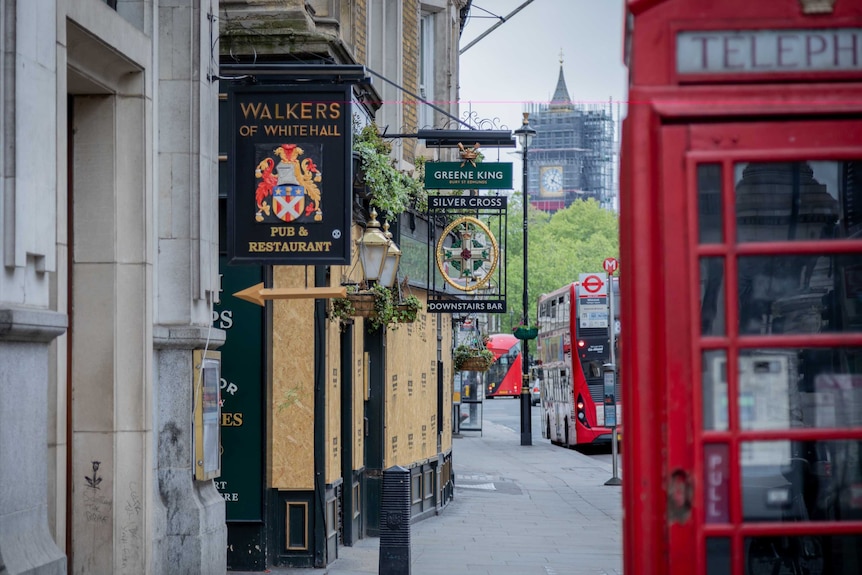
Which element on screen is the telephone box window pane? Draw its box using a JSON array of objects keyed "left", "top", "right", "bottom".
[
  {"left": 746, "top": 535, "right": 861, "bottom": 575},
  {"left": 705, "top": 537, "right": 730, "bottom": 574},
  {"left": 698, "top": 164, "right": 723, "bottom": 244},
  {"left": 735, "top": 161, "right": 862, "bottom": 243},
  {"left": 738, "top": 348, "right": 862, "bottom": 430},
  {"left": 703, "top": 350, "right": 728, "bottom": 431},
  {"left": 742, "top": 439, "right": 862, "bottom": 526},
  {"left": 704, "top": 444, "right": 730, "bottom": 522},
  {"left": 738, "top": 254, "right": 862, "bottom": 335},
  {"left": 700, "top": 257, "right": 726, "bottom": 336}
]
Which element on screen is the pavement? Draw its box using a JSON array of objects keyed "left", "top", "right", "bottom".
[{"left": 244, "top": 417, "right": 624, "bottom": 575}]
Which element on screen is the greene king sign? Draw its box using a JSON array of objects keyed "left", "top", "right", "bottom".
[{"left": 425, "top": 162, "right": 512, "bottom": 190}]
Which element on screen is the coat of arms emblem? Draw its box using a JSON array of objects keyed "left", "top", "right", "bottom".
[{"left": 254, "top": 143, "right": 323, "bottom": 223}]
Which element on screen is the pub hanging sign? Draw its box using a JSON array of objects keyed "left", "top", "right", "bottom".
[{"left": 227, "top": 85, "right": 352, "bottom": 265}]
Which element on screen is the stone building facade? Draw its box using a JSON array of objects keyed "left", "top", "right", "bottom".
[
  {"left": 215, "top": 0, "right": 469, "bottom": 570},
  {"left": 0, "top": 1, "right": 224, "bottom": 574},
  {"left": 0, "top": 1, "right": 469, "bottom": 573}
]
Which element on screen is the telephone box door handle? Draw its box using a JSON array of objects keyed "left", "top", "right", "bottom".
[{"left": 668, "top": 468, "right": 693, "bottom": 523}]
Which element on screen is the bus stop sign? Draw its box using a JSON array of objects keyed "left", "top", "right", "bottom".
[
  {"left": 579, "top": 273, "right": 607, "bottom": 296},
  {"left": 603, "top": 257, "right": 618, "bottom": 275}
]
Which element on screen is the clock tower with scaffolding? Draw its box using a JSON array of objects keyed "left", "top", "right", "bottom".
[{"left": 526, "top": 54, "right": 618, "bottom": 214}]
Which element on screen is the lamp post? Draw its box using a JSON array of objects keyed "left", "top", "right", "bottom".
[{"left": 514, "top": 112, "right": 536, "bottom": 447}]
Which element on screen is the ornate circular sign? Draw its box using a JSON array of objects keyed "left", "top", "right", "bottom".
[{"left": 435, "top": 216, "right": 499, "bottom": 292}]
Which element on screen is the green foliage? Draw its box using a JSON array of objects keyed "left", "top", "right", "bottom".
[
  {"left": 330, "top": 284, "right": 360, "bottom": 321},
  {"left": 353, "top": 122, "right": 427, "bottom": 217},
  {"left": 392, "top": 294, "right": 422, "bottom": 324},
  {"left": 501, "top": 196, "right": 619, "bottom": 338},
  {"left": 367, "top": 282, "right": 396, "bottom": 331},
  {"left": 452, "top": 343, "right": 495, "bottom": 372},
  {"left": 328, "top": 283, "right": 423, "bottom": 332}
]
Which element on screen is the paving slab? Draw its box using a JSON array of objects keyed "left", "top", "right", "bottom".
[{"left": 231, "top": 420, "right": 623, "bottom": 575}]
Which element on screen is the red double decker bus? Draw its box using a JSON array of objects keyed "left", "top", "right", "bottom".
[
  {"left": 536, "top": 280, "right": 621, "bottom": 447},
  {"left": 484, "top": 333, "right": 523, "bottom": 399}
]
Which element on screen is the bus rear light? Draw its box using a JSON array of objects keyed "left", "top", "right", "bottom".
[
  {"left": 576, "top": 395, "right": 591, "bottom": 428},
  {"left": 577, "top": 340, "right": 586, "bottom": 348}
]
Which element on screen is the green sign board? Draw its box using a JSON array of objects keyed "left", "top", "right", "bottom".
[
  {"left": 424, "top": 162, "right": 512, "bottom": 190},
  {"left": 214, "top": 256, "right": 264, "bottom": 521}
]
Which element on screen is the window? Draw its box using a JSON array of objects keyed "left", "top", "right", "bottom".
[
  {"left": 423, "top": 470, "right": 434, "bottom": 499},
  {"left": 326, "top": 498, "right": 338, "bottom": 537},
  {"left": 419, "top": 12, "right": 436, "bottom": 129},
  {"left": 411, "top": 473, "right": 423, "bottom": 504},
  {"left": 353, "top": 483, "right": 361, "bottom": 518}
]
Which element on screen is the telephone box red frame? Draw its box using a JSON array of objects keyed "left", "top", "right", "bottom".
[{"left": 621, "top": 1, "right": 862, "bottom": 574}]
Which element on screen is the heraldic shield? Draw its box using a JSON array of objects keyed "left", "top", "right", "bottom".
[
  {"left": 273, "top": 184, "right": 306, "bottom": 223},
  {"left": 254, "top": 142, "right": 323, "bottom": 223}
]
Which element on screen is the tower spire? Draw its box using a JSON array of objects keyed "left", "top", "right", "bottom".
[{"left": 550, "top": 58, "right": 572, "bottom": 111}]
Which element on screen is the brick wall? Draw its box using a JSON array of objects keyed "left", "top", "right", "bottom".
[
  {"left": 355, "top": 0, "right": 367, "bottom": 64},
  {"left": 401, "top": 0, "right": 419, "bottom": 164}
]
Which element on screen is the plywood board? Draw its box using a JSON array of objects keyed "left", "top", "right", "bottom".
[
  {"left": 353, "top": 339, "right": 365, "bottom": 471},
  {"left": 385, "top": 292, "right": 451, "bottom": 466},
  {"left": 326, "top": 275, "right": 342, "bottom": 485},
  {"left": 271, "top": 266, "right": 314, "bottom": 490}
]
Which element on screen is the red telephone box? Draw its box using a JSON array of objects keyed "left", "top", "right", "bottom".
[{"left": 621, "top": 1, "right": 862, "bottom": 574}]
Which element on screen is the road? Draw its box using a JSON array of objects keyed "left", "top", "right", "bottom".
[{"left": 466, "top": 395, "right": 618, "bottom": 468}]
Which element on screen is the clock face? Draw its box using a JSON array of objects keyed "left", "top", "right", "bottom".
[{"left": 541, "top": 166, "right": 563, "bottom": 194}]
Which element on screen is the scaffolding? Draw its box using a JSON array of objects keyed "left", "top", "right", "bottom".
[{"left": 525, "top": 100, "right": 616, "bottom": 213}]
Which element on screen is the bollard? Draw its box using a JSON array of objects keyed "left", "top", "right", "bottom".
[{"left": 379, "top": 465, "right": 411, "bottom": 575}]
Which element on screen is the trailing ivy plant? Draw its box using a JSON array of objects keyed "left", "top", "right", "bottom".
[
  {"left": 367, "top": 283, "right": 395, "bottom": 331},
  {"left": 353, "top": 122, "right": 427, "bottom": 217},
  {"left": 328, "top": 283, "right": 422, "bottom": 332},
  {"left": 329, "top": 284, "right": 359, "bottom": 325},
  {"left": 392, "top": 294, "right": 422, "bottom": 324}
]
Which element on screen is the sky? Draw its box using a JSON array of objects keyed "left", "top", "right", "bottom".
[{"left": 457, "top": 0, "right": 629, "bottom": 173}]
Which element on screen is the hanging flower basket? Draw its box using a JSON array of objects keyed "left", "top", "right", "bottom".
[
  {"left": 348, "top": 292, "right": 377, "bottom": 317},
  {"left": 458, "top": 356, "right": 493, "bottom": 372},
  {"left": 453, "top": 344, "right": 495, "bottom": 372},
  {"left": 393, "top": 303, "right": 418, "bottom": 323},
  {"left": 330, "top": 285, "right": 422, "bottom": 331},
  {"left": 392, "top": 294, "right": 422, "bottom": 324},
  {"left": 513, "top": 326, "right": 539, "bottom": 340}
]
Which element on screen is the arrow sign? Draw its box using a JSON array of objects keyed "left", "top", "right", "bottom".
[{"left": 233, "top": 283, "right": 347, "bottom": 307}]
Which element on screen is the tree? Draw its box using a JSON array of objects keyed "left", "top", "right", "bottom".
[{"left": 503, "top": 197, "right": 618, "bottom": 335}]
